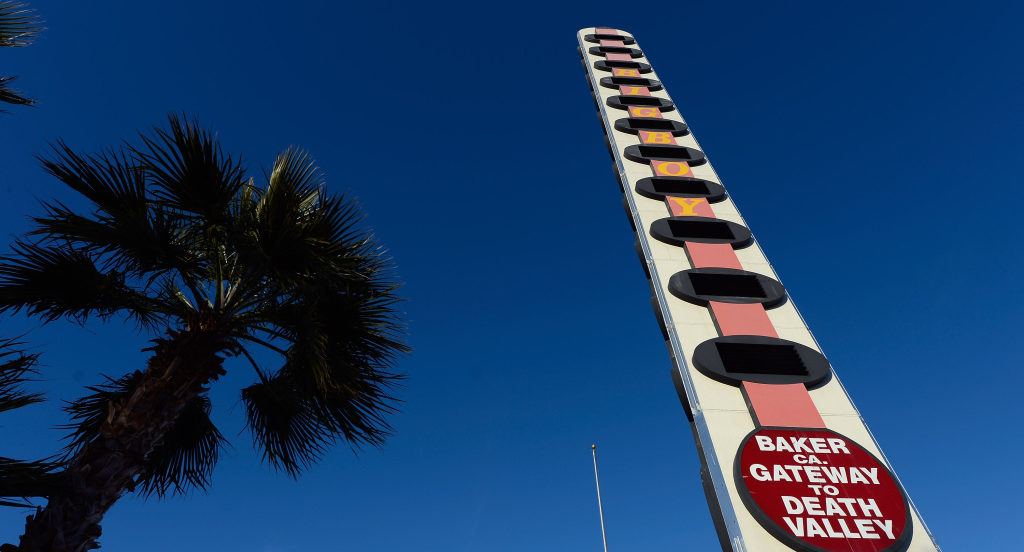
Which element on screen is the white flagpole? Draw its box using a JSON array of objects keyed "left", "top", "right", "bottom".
[{"left": 591, "top": 444, "right": 609, "bottom": 552}]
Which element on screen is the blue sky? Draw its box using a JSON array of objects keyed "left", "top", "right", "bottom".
[{"left": 1, "top": 1, "right": 1022, "bottom": 550}]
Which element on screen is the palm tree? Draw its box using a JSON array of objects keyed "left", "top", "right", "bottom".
[
  {"left": 0, "top": 115, "right": 409, "bottom": 552},
  {"left": 0, "top": 1, "right": 42, "bottom": 111}
]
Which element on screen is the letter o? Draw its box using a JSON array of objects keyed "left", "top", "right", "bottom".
[{"left": 656, "top": 162, "right": 685, "bottom": 175}]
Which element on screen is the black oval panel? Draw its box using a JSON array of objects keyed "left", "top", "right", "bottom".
[
  {"left": 668, "top": 268, "right": 787, "bottom": 307},
  {"left": 584, "top": 33, "right": 636, "bottom": 45},
  {"left": 635, "top": 177, "right": 726, "bottom": 202},
  {"left": 607, "top": 96, "right": 674, "bottom": 112},
  {"left": 588, "top": 46, "right": 644, "bottom": 58},
  {"left": 649, "top": 216, "right": 752, "bottom": 247},
  {"left": 624, "top": 144, "right": 706, "bottom": 165},
  {"left": 593, "top": 60, "right": 653, "bottom": 73},
  {"left": 614, "top": 117, "right": 689, "bottom": 136},
  {"left": 599, "top": 76, "right": 663, "bottom": 91},
  {"left": 692, "top": 336, "right": 832, "bottom": 387}
]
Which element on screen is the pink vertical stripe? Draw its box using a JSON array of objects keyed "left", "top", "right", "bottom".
[
  {"left": 708, "top": 301, "right": 778, "bottom": 337},
  {"left": 742, "top": 382, "right": 826, "bottom": 428},
  {"left": 684, "top": 242, "right": 742, "bottom": 269}
]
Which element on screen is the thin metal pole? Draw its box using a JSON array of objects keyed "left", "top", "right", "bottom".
[{"left": 591, "top": 444, "right": 609, "bottom": 552}]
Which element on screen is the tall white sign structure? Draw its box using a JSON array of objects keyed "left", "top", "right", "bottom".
[{"left": 578, "top": 27, "right": 941, "bottom": 552}]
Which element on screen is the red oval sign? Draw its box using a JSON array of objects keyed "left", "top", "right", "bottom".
[{"left": 736, "top": 428, "right": 911, "bottom": 552}]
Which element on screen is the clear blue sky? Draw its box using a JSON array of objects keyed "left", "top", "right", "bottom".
[{"left": 1, "top": 1, "right": 1022, "bottom": 550}]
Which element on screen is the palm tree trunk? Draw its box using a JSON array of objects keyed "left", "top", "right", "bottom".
[{"left": 10, "top": 327, "right": 230, "bottom": 552}]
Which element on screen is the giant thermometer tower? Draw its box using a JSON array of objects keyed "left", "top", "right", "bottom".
[{"left": 578, "top": 28, "right": 940, "bottom": 552}]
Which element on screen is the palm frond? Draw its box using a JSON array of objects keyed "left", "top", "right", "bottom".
[
  {"left": 61, "top": 372, "right": 141, "bottom": 456},
  {"left": 234, "top": 148, "right": 329, "bottom": 286},
  {"left": 134, "top": 114, "right": 246, "bottom": 226},
  {"left": 0, "top": 242, "right": 156, "bottom": 324},
  {"left": 36, "top": 141, "right": 147, "bottom": 221},
  {"left": 242, "top": 360, "right": 402, "bottom": 478},
  {"left": 135, "top": 394, "right": 226, "bottom": 498},
  {"left": 0, "top": 2, "right": 42, "bottom": 113},
  {"left": 0, "top": 75, "right": 33, "bottom": 108},
  {"left": 266, "top": 147, "right": 324, "bottom": 202},
  {"left": 0, "top": 1, "right": 41, "bottom": 48},
  {"left": 241, "top": 372, "right": 333, "bottom": 477},
  {"left": 228, "top": 174, "right": 397, "bottom": 319},
  {"left": 34, "top": 140, "right": 206, "bottom": 281},
  {"left": 0, "top": 457, "right": 64, "bottom": 506},
  {"left": 0, "top": 337, "right": 63, "bottom": 507},
  {"left": 249, "top": 287, "right": 406, "bottom": 378},
  {"left": 241, "top": 288, "right": 406, "bottom": 476},
  {"left": 31, "top": 201, "right": 200, "bottom": 280},
  {"left": 0, "top": 337, "right": 41, "bottom": 413}
]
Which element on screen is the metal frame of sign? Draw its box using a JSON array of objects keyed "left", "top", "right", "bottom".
[{"left": 577, "top": 27, "right": 941, "bottom": 552}]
